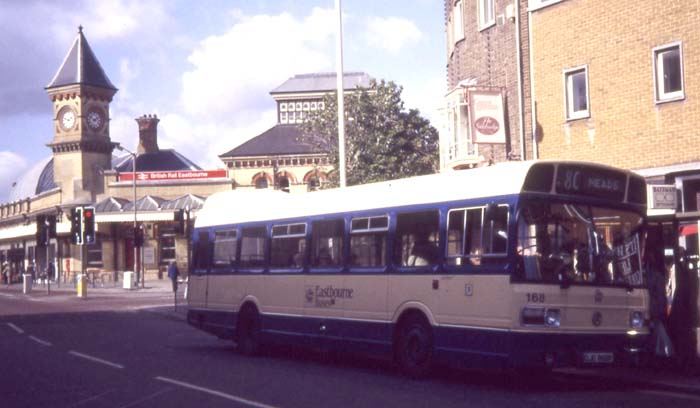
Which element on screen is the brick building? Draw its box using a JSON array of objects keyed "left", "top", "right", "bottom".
[
  {"left": 445, "top": 0, "right": 700, "bottom": 357},
  {"left": 442, "top": 0, "right": 533, "bottom": 169},
  {"left": 529, "top": 0, "right": 700, "bottom": 270}
]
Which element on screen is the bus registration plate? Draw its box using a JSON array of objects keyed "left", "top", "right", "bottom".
[{"left": 583, "top": 352, "right": 614, "bottom": 364}]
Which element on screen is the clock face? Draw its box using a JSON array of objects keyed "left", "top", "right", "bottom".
[
  {"left": 87, "top": 110, "right": 103, "bottom": 129},
  {"left": 61, "top": 109, "right": 76, "bottom": 130}
]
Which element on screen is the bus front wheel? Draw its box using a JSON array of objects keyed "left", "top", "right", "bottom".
[
  {"left": 395, "top": 314, "right": 434, "bottom": 378},
  {"left": 236, "top": 306, "right": 261, "bottom": 356}
]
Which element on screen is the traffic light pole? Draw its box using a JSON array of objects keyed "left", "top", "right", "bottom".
[{"left": 46, "top": 236, "right": 50, "bottom": 295}]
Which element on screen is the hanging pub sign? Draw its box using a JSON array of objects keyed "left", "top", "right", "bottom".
[{"left": 468, "top": 89, "right": 506, "bottom": 144}]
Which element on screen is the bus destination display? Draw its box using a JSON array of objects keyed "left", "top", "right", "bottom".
[{"left": 555, "top": 164, "right": 627, "bottom": 201}]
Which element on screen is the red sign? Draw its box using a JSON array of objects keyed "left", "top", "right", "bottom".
[
  {"left": 118, "top": 169, "right": 227, "bottom": 182},
  {"left": 474, "top": 116, "right": 500, "bottom": 135}
]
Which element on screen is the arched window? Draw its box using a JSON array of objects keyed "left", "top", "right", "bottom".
[
  {"left": 278, "top": 177, "right": 290, "bottom": 192},
  {"left": 255, "top": 178, "right": 269, "bottom": 189},
  {"left": 307, "top": 177, "right": 320, "bottom": 191}
]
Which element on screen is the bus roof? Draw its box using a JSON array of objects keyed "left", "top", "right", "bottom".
[{"left": 195, "top": 160, "right": 638, "bottom": 228}]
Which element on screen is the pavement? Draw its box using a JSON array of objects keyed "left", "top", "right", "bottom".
[{"left": 2, "top": 278, "right": 700, "bottom": 395}]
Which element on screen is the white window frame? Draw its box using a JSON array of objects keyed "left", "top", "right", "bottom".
[
  {"left": 653, "top": 42, "right": 685, "bottom": 104},
  {"left": 563, "top": 65, "right": 590, "bottom": 121},
  {"left": 453, "top": 1, "right": 464, "bottom": 42},
  {"left": 478, "top": 0, "right": 495, "bottom": 31}
]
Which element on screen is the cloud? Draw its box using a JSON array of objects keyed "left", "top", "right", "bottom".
[
  {"left": 181, "top": 8, "right": 336, "bottom": 121},
  {"left": 0, "top": 152, "right": 29, "bottom": 202},
  {"left": 363, "top": 16, "right": 422, "bottom": 55}
]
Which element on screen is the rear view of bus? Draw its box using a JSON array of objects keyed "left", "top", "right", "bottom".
[{"left": 511, "top": 162, "right": 648, "bottom": 369}]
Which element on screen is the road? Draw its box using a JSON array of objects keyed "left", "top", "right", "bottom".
[{"left": 1, "top": 294, "right": 699, "bottom": 408}]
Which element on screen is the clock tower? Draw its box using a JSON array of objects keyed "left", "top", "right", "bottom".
[{"left": 46, "top": 26, "right": 118, "bottom": 202}]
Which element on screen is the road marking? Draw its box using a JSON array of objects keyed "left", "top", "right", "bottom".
[
  {"left": 69, "top": 351, "right": 124, "bottom": 369},
  {"left": 154, "top": 376, "right": 279, "bottom": 408},
  {"left": 7, "top": 322, "right": 24, "bottom": 334},
  {"left": 640, "top": 389, "right": 700, "bottom": 401},
  {"left": 28, "top": 335, "right": 52, "bottom": 346}
]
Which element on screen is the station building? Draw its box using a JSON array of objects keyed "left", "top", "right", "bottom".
[
  {"left": 219, "top": 72, "right": 370, "bottom": 192},
  {"left": 0, "top": 27, "right": 231, "bottom": 284}
]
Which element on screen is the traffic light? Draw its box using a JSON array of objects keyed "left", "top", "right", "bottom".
[
  {"left": 48, "top": 215, "right": 57, "bottom": 240},
  {"left": 83, "top": 207, "right": 96, "bottom": 245},
  {"left": 174, "top": 209, "right": 184, "bottom": 233},
  {"left": 134, "top": 224, "right": 144, "bottom": 247},
  {"left": 36, "top": 215, "right": 49, "bottom": 247},
  {"left": 71, "top": 207, "right": 83, "bottom": 245}
]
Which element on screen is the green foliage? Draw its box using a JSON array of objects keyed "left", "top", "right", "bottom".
[{"left": 300, "top": 79, "right": 439, "bottom": 187}]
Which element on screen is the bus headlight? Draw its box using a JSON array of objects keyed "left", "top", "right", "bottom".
[
  {"left": 629, "top": 311, "right": 644, "bottom": 328},
  {"left": 545, "top": 308, "right": 561, "bottom": 327}
]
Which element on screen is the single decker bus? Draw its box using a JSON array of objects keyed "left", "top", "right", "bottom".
[{"left": 187, "top": 160, "right": 649, "bottom": 377}]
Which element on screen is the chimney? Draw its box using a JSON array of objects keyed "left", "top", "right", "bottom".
[{"left": 135, "top": 114, "right": 160, "bottom": 154}]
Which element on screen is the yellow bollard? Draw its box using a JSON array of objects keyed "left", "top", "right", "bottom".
[{"left": 77, "top": 274, "right": 87, "bottom": 298}]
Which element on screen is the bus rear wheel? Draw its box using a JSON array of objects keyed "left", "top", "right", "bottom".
[
  {"left": 395, "top": 314, "right": 433, "bottom": 378},
  {"left": 236, "top": 306, "right": 261, "bottom": 356}
]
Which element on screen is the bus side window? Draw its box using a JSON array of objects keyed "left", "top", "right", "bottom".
[
  {"left": 350, "top": 215, "right": 389, "bottom": 267},
  {"left": 394, "top": 210, "right": 439, "bottom": 268},
  {"left": 447, "top": 208, "right": 483, "bottom": 266},
  {"left": 483, "top": 204, "right": 509, "bottom": 255},
  {"left": 240, "top": 226, "right": 267, "bottom": 268},
  {"left": 192, "top": 230, "right": 211, "bottom": 273},
  {"left": 311, "top": 219, "right": 344, "bottom": 268},
  {"left": 212, "top": 229, "right": 237, "bottom": 273},
  {"left": 271, "top": 223, "right": 307, "bottom": 269}
]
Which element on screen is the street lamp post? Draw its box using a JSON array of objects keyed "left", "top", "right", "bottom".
[{"left": 116, "top": 144, "right": 139, "bottom": 288}]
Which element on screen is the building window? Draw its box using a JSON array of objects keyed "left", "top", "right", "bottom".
[
  {"left": 280, "top": 112, "right": 288, "bottom": 124},
  {"left": 307, "top": 177, "right": 320, "bottom": 191},
  {"left": 452, "top": 1, "right": 464, "bottom": 42},
  {"left": 564, "top": 65, "right": 590, "bottom": 120},
  {"left": 160, "top": 229, "right": 176, "bottom": 262},
  {"left": 318, "top": 101, "right": 325, "bottom": 110},
  {"left": 653, "top": 42, "right": 684, "bottom": 103},
  {"left": 255, "top": 177, "right": 268, "bottom": 189},
  {"left": 280, "top": 102, "right": 287, "bottom": 112},
  {"left": 87, "top": 238, "right": 103, "bottom": 266},
  {"left": 477, "top": 0, "right": 494, "bottom": 30},
  {"left": 528, "top": 0, "right": 564, "bottom": 12}
]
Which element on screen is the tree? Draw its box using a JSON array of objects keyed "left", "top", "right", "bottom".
[{"left": 300, "top": 79, "right": 439, "bottom": 187}]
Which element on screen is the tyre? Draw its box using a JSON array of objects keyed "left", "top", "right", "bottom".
[
  {"left": 395, "top": 314, "right": 434, "bottom": 378},
  {"left": 236, "top": 306, "right": 261, "bottom": 356}
]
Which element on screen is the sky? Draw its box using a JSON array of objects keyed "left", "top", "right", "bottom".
[{"left": 0, "top": 0, "right": 446, "bottom": 202}]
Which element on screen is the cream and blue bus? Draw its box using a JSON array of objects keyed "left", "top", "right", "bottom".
[{"left": 187, "top": 160, "right": 649, "bottom": 377}]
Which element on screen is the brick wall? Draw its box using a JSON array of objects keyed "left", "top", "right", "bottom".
[
  {"left": 531, "top": 0, "right": 700, "bottom": 170},
  {"left": 445, "top": 0, "right": 533, "bottom": 161}
]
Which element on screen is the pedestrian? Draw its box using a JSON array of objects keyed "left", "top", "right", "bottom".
[
  {"left": 668, "top": 247, "right": 697, "bottom": 372},
  {"left": 647, "top": 249, "right": 674, "bottom": 362},
  {"left": 167, "top": 261, "right": 180, "bottom": 293},
  {"left": 2, "top": 262, "right": 9, "bottom": 286}
]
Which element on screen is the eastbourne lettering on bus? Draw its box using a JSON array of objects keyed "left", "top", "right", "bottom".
[{"left": 305, "top": 285, "right": 354, "bottom": 307}]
